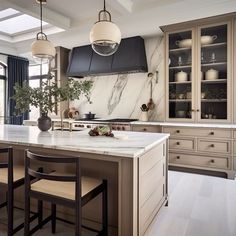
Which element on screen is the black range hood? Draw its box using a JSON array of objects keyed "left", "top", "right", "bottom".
[{"left": 67, "top": 36, "right": 148, "bottom": 78}]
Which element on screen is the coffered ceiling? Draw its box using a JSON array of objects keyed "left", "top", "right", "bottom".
[{"left": 0, "top": 0, "right": 236, "bottom": 57}]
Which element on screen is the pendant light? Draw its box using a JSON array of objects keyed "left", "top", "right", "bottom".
[
  {"left": 90, "top": 0, "right": 121, "bottom": 56},
  {"left": 31, "top": 0, "right": 56, "bottom": 62}
]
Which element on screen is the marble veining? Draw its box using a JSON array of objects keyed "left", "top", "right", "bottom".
[
  {"left": 108, "top": 74, "right": 128, "bottom": 115},
  {"left": 0, "top": 125, "right": 169, "bottom": 158},
  {"left": 70, "top": 36, "right": 165, "bottom": 121}
]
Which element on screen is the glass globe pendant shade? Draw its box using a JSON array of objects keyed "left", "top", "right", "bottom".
[
  {"left": 31, "top": 33, "right": 56, "bottom": 63},
  {"left": 90, "top": 21, "right": 121, "bottom": 56},
  {"left": 90, "top": 0, "right": 121, "bottom": 56}
]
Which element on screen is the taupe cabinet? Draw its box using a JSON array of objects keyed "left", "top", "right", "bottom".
[{"left": 161, "top": 13, "right": 236, "bottom": 123}]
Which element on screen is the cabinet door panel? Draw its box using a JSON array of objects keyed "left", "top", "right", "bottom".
[
  {"left": 198, "top": 23, "right": 231, "bottom": 122},
  {"left": 167, "top": 29, "right": 195, "bottom": 121}
]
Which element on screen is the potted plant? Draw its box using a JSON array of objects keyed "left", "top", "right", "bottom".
[{"left": 12, "top": 76, "right": 93, "bottom": 131}]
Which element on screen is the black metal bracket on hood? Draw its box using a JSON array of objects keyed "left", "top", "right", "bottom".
[{"left": 67, "top": 36, "right": 148, "bottom": 78}]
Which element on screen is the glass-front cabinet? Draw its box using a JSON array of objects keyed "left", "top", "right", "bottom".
[
  {"left": 198, "top": 24, "right": 229, "bottom": 121},
  {"left": 167, "top": 30, "right": 194, "bottom": 121},
  {"left": 165, "top": 20, "right": 232, "bottom": 123}
]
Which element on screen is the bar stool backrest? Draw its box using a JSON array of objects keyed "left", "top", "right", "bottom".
[
  {"left": 25, "top": 150, "right": 81, "bottom": 201},
  {"left": 0, "top": 147, "right": 13, "bottom": 184}
]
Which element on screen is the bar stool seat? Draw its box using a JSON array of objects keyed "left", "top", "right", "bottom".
[
  {"left": 31, "top": 176, "right": 103, "bottom": 200},
  {"left": 0, "top": 166, "right": 25, "bottom": 184}
]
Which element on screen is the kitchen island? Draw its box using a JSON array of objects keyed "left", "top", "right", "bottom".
[{"left": 0, "top": 125, "right": 169, "bottom": 236}]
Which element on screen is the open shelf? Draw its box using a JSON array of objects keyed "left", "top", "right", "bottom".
[
  {"left": 169, "top": 47, "right": 191, "bottom": 52},
  {"left": 169, "top": 65, "right": 191, "bottom": 69},
  {"left": 201, "top": 42, "right": 227, "bottom": 48},
  {"left": 201, "top": 99, "right": 227, "bottom": 102},
  {"left": 201, "top": 62, "right": 227, "bottom": 67},
  {"left": 169, "top": 81, "right": 192, "bottom": 84},
  {"left": 201, "top": 79, "right": 227, "bottom": 84},
  {"left": 169, "top": 99, "right": 192, "bottom": 102}
]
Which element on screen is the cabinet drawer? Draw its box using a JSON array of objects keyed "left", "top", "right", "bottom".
[
  {"left": 170, "top": 153, "right": 229, "bottom": 170},
  {"left": 234, "top": 141, "right": 236, "bottom": 154},
  {"left": 169, "top": 138, "right": 195, "bottom": 151},
  {"left": 132, "top": 125, "right": 160, "bottom": 133},
  {"left": 234, "top": 131, "right": 236, "bottom": 139},
  {"left": 163, "top": 127, "right": 231, "bottom": 138},
  {"left": 198, "top": 139, "right": 231, "bottom": 154}
]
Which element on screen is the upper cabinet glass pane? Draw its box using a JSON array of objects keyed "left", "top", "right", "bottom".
[
  {"left": 168, "top": 30, "right": 193, "bottom": 119},
  {"left": 200, "top": 24, "right": 228, "bottom": 120}
]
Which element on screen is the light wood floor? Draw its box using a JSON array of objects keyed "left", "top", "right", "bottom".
[
  {"left": 1, "top": 171, "right": 236, "bottom": 236},
  {"left": 145, "top": 171, "right": 236, "bottom": 236}
]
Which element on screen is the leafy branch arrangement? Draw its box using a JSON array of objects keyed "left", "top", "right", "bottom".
[{"left": 12, "top": 78, "right": 93, "bottom": 115}]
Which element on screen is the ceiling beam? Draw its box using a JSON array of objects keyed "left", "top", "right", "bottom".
[
  {"left": 0, "top": 0, "right": 71, "bottom": 29},
  {"left": 108, "top": 0, "right": 133, "bottom": 14}
]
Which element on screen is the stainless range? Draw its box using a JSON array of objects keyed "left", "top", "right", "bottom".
[{"left": 72, "top": 118, "right": 138, "bottom": 131}]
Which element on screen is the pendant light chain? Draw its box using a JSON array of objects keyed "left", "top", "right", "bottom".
[
  {"left": 104, "top": 0, "right": 106, "bottom": 11},
  {"left": 40, "top": 0, "right": 43, "bottom": 34}
]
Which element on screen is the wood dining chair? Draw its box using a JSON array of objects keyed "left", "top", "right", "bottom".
[{"left": 24, "top": 150, "right": 108, "bottom": 236}]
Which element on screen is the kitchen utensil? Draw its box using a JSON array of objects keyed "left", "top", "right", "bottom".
[
  {"left": 175, "top": 39, "right": 192, "bottom": 48},
  {"left": 147, "top": 75, "right": 155, "bottom": 110},
  {"left": 141, "top": 104, "right": 149, "bottom": 111},
  {"left": 178, "top": 93, "right": 185, "bottom": 99},
  {"left": 205, "top": 69, "right": 219, "bottom": 80},
  {"left": 84, "top": 112, "right": 96, "bottom": 120},
  {"left": 175, "top": 71, "right": 188, "bottom": 82},
  {"left": 201, "top": 35, "right": 217, "bottom": 45}
]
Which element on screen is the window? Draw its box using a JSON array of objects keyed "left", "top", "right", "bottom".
[
  {"left": 0, "top": 62, "right": 6, "bottom": 124},
  {"left": 29, "top": 63, "right": 49, "bottom": 120}
]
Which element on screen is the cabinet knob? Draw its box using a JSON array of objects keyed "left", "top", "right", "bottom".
[
  {"left": 196, "top": 109, "right": 200, "bottom": 112},
  {"left": 210, "top": 144, "right": 215, "bottom": 148},
  {"left": 143, "top": 128, "right": 147, "bottom": 131},
  {"left": 176, "top": 142, "right": 180, "bottom": 145},
  {"left": 210, "top": 159, "right": 215, "bottom": 163},
  {"left": 191, "top": 109, "right": 195, "bottom": 112},
  {"left": 176, "top": 156, "right": 180, "bottom": 159},
  {"left": 176, "top": 130, "right": 180, "bottom": 133},
  {"left": 210, "top": 131, "right": 214, "bottom": 135}
]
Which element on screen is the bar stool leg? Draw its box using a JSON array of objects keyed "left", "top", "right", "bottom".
[
  {"left": 51, "top": 203, "right": 56, "bottom": 234},
  {"left": 7, "top": 184, "right": 14, "bottom": 236},
  {"left": 102, "top": 180, "right": 108, "bottom": 236},
  {"left": 38, "top": 200, "right": 43, "bottom": 228}
]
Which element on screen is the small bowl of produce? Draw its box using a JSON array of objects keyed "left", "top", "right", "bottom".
[{"left": 89, "top": 125, "right": 114, "bottom": 137}]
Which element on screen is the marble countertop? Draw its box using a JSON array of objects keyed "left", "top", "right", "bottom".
[
  {"left": 131, "top": 121, "right": 236, "bottom": 129},
  {"left": 0, "top": 125, "right": 169, "bottom": 158}
]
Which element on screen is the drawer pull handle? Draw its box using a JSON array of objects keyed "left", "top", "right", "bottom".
[
  {"left": 176, "top": 156, "right": 180, "bottom": 159},
  {"left": 210, "top": 159, "right": 215, "bottom": 163},
  {"left": 143, "top": 128, "right": 147, "bottom": 131},
  {"left": 210, "top": 144, "right": 215, "bottom": 148},
  {"left": 210, "top": 132, "right": 214, "bottom": 135},
  {"left": 176, "top": 142, "right": 180, "bottom": 145},
  {"left": 176, "top": 130, "right": 180, "bottom": 133}
]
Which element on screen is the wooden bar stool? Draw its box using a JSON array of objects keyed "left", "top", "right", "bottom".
[
  {"left": 0, "top": 147, "right": 42, "bottom": 236},
  {"left": 24, "top": 150, "right": 108, "bottom": 236}
]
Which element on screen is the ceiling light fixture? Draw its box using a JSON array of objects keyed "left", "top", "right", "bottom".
[
  {"left": 90, "top": 0, "right": 121, "bottom": 56},
  {"left": 31, "top": 0, "right": 55, "bottom": 62}
]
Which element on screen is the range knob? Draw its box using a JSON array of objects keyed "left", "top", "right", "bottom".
[
  {"left": 112, "top": 127, "right": 116, "bottom": 130},
  {"left": 122, "top": 127, "right": 125, "bottom": 131},
  {"left": 87, "top": 125, "right": 91, "bottom": 128},
  {"left": 117, "top": 127, "right": 121, "bottom": 130}
]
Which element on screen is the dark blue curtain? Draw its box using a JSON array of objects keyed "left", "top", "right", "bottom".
[{"left": 7, "top": 56, "right": 29, "bottom": 125}]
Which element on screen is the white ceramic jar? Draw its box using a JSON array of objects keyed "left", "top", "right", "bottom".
[
  {"left": 175, "top": 71, "right": 188, "bottom": 82},
  {"left": 205, "top": 69, "right": 219, "bottom": 80}
]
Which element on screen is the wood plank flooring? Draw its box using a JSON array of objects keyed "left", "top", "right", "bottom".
[{"left": 1, "top": 171, "right": 236, "bottom": 236}]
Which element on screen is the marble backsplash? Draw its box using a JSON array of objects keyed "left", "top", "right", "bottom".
[{"left": 70, "top": 36, "right": 165, "bottom": 121}]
